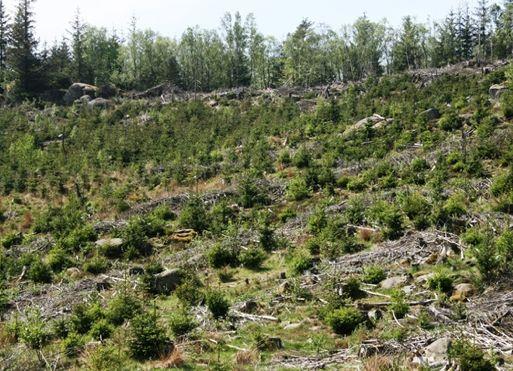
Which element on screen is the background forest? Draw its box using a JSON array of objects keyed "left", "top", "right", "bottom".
[{"left": 0, "top": 0, "right": 512, "bottom": 99}]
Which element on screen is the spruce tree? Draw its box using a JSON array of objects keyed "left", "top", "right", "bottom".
[
  {"left": 70, "top": 9, "right": 86, "bottom": 82},
  {"left": 0, "top": 0, "right": 9, "bottom": 78},
  {"left": 8, "top": 0, "right": 41, "bottom": 99},
  {"left": 475, "top": 0, "right": 490, "bottom": 63}
]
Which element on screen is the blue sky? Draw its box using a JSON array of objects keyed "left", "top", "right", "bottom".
[{"left": 5, "top": 0, "right": 472, "bottom": 43}]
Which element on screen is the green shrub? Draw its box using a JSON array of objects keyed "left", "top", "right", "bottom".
[
  {"left": 327, "top": 307, "right": 365, "bottom": 336},
  {"left": 368, "top": 201, "right": 404, "bottom": 240},
  {"left": 47, "top": 247, "right": 71, "bottom": 273},
  {"left": 292, "top": 147, "right": 312, "bottom": 168},
  {"left": 106, "top": 290, "right": 143, "bottom": 326},
  {"left": 278, "top": 150, "right": 291, "bottom": 166},
  {"left": 491, "top": 169, "right": 513, "bottom": 197},
  {"left": 59, "top": 224, "right": 97, "bottom": 252},
  {"left": 462, "top": 228, "right": 487, "bottom": 247},
  {"left": 342, "top": 277, "right": 362, "bottom": 300},
  {"left": 388, "top": 291, "right": 409, "bottom": 319},
  {"left": 89, "top": 319, "right": 114, "bottom": 341},
  {"left": 306, "top": 238, "right": 321, "bottom": 255},
  {"left": 178, "top": 197, "right": 209, "bottom": 232},
  {"left": 1, "top": 232, "right": 23, "bottom": 249},
  {"left": 237, "top": 176, "right": 267, "bottom": 208},
  {"left": 206, "top": 290, "right": 230, "bottom": 319},
  {"left": 169, "top": 308, "right": 198, "bottom": 336},
  {"left": 443, "top": 193, "right": 467, "bottom": 217},
  {"left": 439, "top": 111, "right": 463, "bottom": 131},
  {"left": 51, "top": 318, "right": 70, "bottom": 339},
  {"left": 62, "top": 332, "right": 85, "bottom": 358},
  {"left": 120, "top": 217, "right": 152, "bottom": 259},
  {"left": 289, "top": 250, "right": 313, "bottom": 276},
  {"left": 286, "top": 176, "right": 311, "bottom": 201},
  {"left": 344, "top": 196, "right": 365, "bottom": 224},
  {"left": 239, "top": 247, "right": 267, "bottom": 269},
  {"left": 448, "top": 339, "right": 495, "bottom": 371},
  {"left": 175, "top": 279, "right": 205, "bottom": 307},
  {"left": 207, "top": 241, "right": 239, "bottom": 268},
  {"left": 308, "top": 208, "right": 328, "bottom": 234},
  {"left": 473, "top": 239, "right": 501, "bottom": 282},
  {"left": 28, "top": 259, "right": 52, "bottom": 283},
  {"left": 83, "top": 255, "right": 110, "bottom": 275},
  {"left": 500, "top": 90, "right": 513, "bottom": 118},
  {"left": 362, "top": 265, "right": 386, "bottom": 284},
  {"left": 70, "top": 302, "right": 103, "bottom": 335},
  {"left": 258, "top": 218, "right": 277, "bottom": 251},
  {"left": 128, "top": 312, "right": 170, "bottom": 360},
  {"left": 400, "top": 192, "right": 431, "bottom": 230},
  {"left": 151, "top": 204, "right": 175, "bottom": 221},
  {"left": 19, "top": 311, "right": 50, "bottom": 349},
  {"left": 495, "top": 230, "right": 513, "bottom": 269},
  {"left": 428, "top": 270, "right": 454, "bottom": 294}
]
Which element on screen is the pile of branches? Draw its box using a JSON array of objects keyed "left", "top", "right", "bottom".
[{"left": 324, "top": 230, "right": 464, "bottom": 275}]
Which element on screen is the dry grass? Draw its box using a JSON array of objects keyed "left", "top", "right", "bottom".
[
  {"left": 363, "top": 356, "right": 416, "bottom": 370},
  {"left": 0, "top": 323, "right": 17, "bottom": 348},
  {"left": 21, "top": 212, "right": 33, "bottom": 230},
  {"left": 234, "top": 349, "right": 259, "bottom": 366},
  {"left": 154, "top": 347, "right": 186, "bottom": 369},
  {"left": 363, "top": 356, "right": 395, "bottom": 370},
  {"left": 358, "top": 228, "right": 375, "bottom": 242}
]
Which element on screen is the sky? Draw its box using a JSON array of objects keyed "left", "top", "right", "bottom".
[{"left": 3, "top": 0, "right": 471, "bottom": 43}]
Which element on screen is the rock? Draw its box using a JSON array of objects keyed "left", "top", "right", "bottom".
[
  {"left": 424, "top": 337, "right": 451, "bottom": 362},
  {"left": 367, "top": 309, "right": 383, "bottom": 322},
  {"left": 257, "top": 336, "right": 283, "bottom": 351},
  {"left": 490, "top": 84, "right": 507, "bottom": 100},
  {"left": 66, "top": 267, "right": 82, "bottom": 279},
  {"left": 153, "top": 268, "right": 183, "bottom": 294},
  {"left": 380, "top": 275, "right": 409, "bottom": 290},
  {"left": 64, "top": 83, "right": 98, "bottom": 105},
  {"left": 98, "top": 83, "right": 118, "bottom": 98},
  {"left": 88, "top": 97, "right": 112, "bottom": 109},
  {"left": 451, "top": 283, "right": 476, "bottom": 302},
  {"left": 297, "top": 99, "right": 317, "bottom": 112},
  {"left": 415, "top": 273, "right": 435, "bottom": 285},
  {"left": 277, "top": 281, "right": 290, "bottom": 294},
  {"left": 129, "top": 267, "right": 145, "bottom": 276},
  {"left": 284, "top": 322, "right": 302, "bottom": 330},
  {"left": 171, "top": 229, "right": 197, "bottom": 243},
  {"left": 76, "top": 94, "right": 92, "bottom": 104},
  {"left": 96, "top": 280, "right": 111, "bottom": 291},
  {"left": 240, "top": 300, "right": 259, "bottom": 314},
  {"left": 206, "top": 99, "right": 218, "bottom": 108},
  {"left": 95, "top": 238, "right": 123, "bottom": 248},
  {"left": 420, "top": 108, "right": 441, "bottom": 121},
  {"left": 402, "top": 285, "right": 415, "bottom": 295},
  {"left": 343, "top": 114, "right": 393, "bottom": 137}
]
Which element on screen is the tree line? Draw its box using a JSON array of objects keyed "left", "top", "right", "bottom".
[{"left": 1, "top": 0, "right": 513, "bottom": 100}]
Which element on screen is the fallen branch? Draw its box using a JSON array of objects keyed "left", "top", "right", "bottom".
[
  {"left": 356, "top": 299, "right": 436, "bottom": 310},
  {"left": 230, "top": 310, "right": 279, "bottom": 322}
]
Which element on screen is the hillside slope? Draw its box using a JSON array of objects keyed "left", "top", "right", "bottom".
[{"left": 1, "top": 64, "right": 513, "bottom": 370}]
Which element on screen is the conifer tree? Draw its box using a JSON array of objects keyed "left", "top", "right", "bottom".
[
  {"left": 0, "top": 0, "right": 9, "bottom": 78},
  {"left": 8, "top": 0, "right": 41, "bottom": 99},
  {"left": 70, "top": 9, "right": 86, "bottom": 82}
]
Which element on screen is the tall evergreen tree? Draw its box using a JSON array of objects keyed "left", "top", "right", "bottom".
[
  {"left": 475, "top": 0, "right": 491, "bottom": 63},
  {"left": 456, "top": 6, "right": 475, "bottom": 61},
  {"left": 70, "top": 9, "right": 86, "bottom": 82},
  {"left": 0, "top": 0, "right": 9, "bottom": 78},
  {"left": 8, "top": 0, "right": 41, "bottom": 99},
  {"left": 392, "top": 16, "right": 428, "bottom": 71},
  {"left": 433, "top": 10, "right": 459, "bottom": 66}
]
